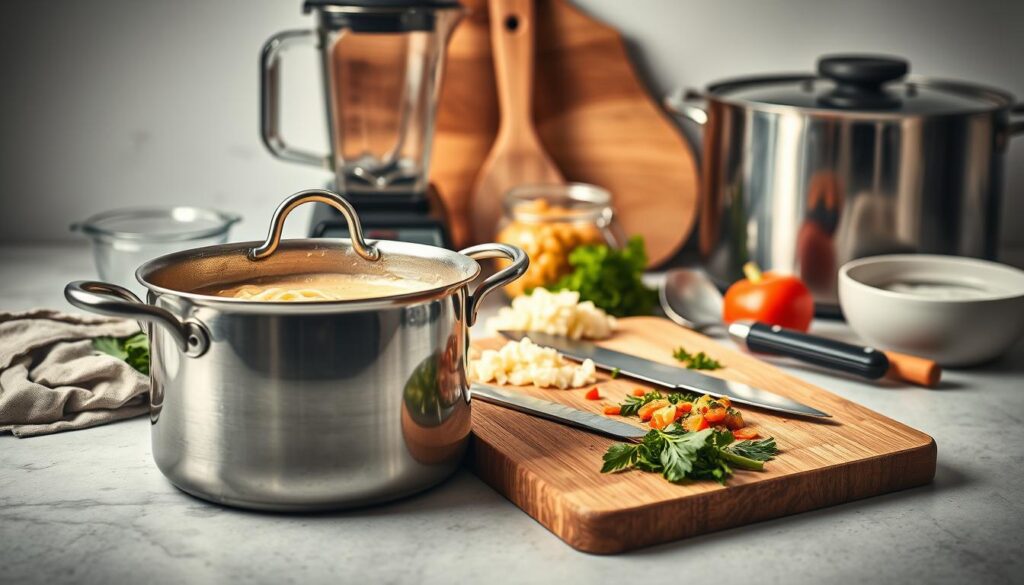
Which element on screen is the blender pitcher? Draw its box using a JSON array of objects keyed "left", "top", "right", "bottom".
[{"left": 260, "top": 0, "right": 464, "bottom": 196}]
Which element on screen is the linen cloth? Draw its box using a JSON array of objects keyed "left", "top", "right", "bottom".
[{"left": 0, "top": 309, "right": 147, "bottom": 437}]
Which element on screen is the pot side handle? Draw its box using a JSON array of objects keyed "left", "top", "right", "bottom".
[
  {"left": 459, "top": 243, "right": 529, "bottom": 327},
  {"left": 1010, "top": 103, "right": 1024, "bottom": 137},
  {"left": 64, "top": 281, "right": 210, "bottom": 358},
  {"left": 664, "top": 88, "right": 708, "bottom": 126}
]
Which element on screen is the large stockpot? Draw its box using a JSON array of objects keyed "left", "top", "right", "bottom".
[
  {"left": 667, "top": 55, "right": 1024, "bottom": 313},
  {"left": 64, "top": 189, "right": 527, "bottom": 511}
]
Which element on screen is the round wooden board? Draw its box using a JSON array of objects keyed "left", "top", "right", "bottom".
[{"left": 431, "top": 0, "right": 698, "bottom": 266}]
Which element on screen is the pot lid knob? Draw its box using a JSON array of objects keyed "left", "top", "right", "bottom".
[{"left": 817, "top": 54, "right": 909, "bottom": 109}]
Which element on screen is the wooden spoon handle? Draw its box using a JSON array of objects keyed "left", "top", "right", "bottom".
[
  {"left": 488, "top": 0, "right": 538, "bottom": 137},
  {"left": 884, "top": 351, "right": 942, "bottom": 388}
]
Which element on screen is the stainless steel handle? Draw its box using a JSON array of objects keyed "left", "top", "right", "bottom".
[
  {"left": 260, "top": 29, "right": 331, "bottom": 169},
  {"left": 1010, "top": 103, "right": 1024, "bottom": 137},
  {"left": 664, "top": 88, "right": 708, "bottom": 126},
  {"left": 459, "top": 243, "right": 529, "bottom": 327},
  {"left": 64, "top": 281, "right": 210, "bottom": 358},
  {"left": 249, "top": 189, "right": 380, "bottom": 262}
]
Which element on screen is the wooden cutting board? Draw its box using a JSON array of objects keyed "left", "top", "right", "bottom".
[
  {"left": 432, "top": 0, "right": 698, "bottom": 263},
  {"left": 468, "top": 317, "right": 937, "bottom": 554}
]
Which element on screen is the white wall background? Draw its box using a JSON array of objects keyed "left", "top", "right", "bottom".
[{"left": 1, "top": 0, "right": 1022, "bottom": 248}]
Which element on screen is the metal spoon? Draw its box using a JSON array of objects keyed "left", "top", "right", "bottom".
[{"left": 659, "top": 268, "right": 940, "bottom": 387}]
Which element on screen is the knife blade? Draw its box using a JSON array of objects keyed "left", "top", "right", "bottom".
[
  {"left": 470, "top": 383, "right": 648, "bottom": 440},
  {"left": 499, "top": 331, "right": 831, "bottom": 418}
]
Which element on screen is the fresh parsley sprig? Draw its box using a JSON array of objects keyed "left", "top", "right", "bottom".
[
  {"left": 551, "top": 236, "right": 657, "bottom": 318},
  {"left": 672, "top": 346, "right": 723, "bottom": 370},
  {"left": 601, "top": 427, "right": 778, "bottom": 485}
]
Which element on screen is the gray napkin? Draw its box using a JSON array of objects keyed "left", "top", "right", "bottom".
[{"left": 0, "top": 309, "right": 149, "bottom": 438}]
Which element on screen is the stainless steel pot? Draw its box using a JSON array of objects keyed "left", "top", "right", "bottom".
[
  {"left": 64, "top": 189, "right": 527, "bottom": 511},
  {"left": 667, "top": 55, "right": 1024, "bottom": 313}
]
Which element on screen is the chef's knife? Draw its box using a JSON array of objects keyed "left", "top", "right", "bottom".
[
  {"left": 499, "top": 331, "right": 831, "bottom": 418},
  {"left": 470, "top": 383, "right": 648, "bottom": 440}
]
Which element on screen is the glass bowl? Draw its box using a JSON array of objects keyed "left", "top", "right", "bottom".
[{"left": 72, "top": 207, "right": 241, "bottom": 298}]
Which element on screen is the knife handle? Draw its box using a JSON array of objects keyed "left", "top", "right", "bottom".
[{"left": 729, "top": 321, "right": 939, "bottom": 387}]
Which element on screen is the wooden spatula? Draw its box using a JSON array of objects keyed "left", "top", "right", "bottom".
[{"left": 469, "top": 0, "right": 563, "bottom": 244}]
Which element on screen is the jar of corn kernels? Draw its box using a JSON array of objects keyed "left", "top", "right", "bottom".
[{"left": 496, "top": 183, "right": 621, "bottom": 297}]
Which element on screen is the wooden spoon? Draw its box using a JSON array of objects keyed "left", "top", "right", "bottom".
[{"left": 469, "top": 0, "right": 563, "bottom": 244}]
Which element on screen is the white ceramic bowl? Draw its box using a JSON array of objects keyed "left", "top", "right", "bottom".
[{"left": 839, "top": 255, "right": 1024, "bottom": 367}]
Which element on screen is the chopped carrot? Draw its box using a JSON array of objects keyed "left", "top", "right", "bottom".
[
  {"left": 603, "top": 405, "right": 621, "bottom": 416},
  {"left": 677, "top": 402, "right": 693, "bottom": 415},
  {"left": 584, "top": 387, "right": 601, "bottom": 400},
  {"left": 733, "top": 428, "right": 760, "bottom": 440},
  {"left": 637, "top": 399, "right": 671, "bottom": 422},
  {"left": 704, "top": 406, "right": 728, "bottom": 423},
  {"left": 724, "top": 410, "right": 745, "bottom": 430},
  {"left": 682, "top": 414, "right": 709, "bottom": 432},
  {"left": 632, "top": 388, "right": 647, "bottom": 397},
  {"left": 649, "top": 405, "right": 678, "bottom": 430},
  {"left": 717, "top": 396, "right": 732, "bottom": 408}
]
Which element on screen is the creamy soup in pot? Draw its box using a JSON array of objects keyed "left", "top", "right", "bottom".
[{"left": 203, "top": 273, "right": 434, "bottom": 302}]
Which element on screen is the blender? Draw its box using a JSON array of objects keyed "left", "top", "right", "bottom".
[{"left": 260, "top": 0, "right": 464, "bottom": 247}]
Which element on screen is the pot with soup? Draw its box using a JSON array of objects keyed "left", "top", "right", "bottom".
[{"left": 65, "top": 189, "right": 527, "bottom": 511}]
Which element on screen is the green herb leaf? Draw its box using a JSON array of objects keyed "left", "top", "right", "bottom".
[
  {"left": 610, "top": 367, "right": 621, "bottom": 379},
  {"left": 671, "top": 346, "right": 723, "bottom": 370},
  {"left": 551, "top": 236, "right": 657, "bottom": 317},
  {"left": 618, "top": 392, "right": 662, "bottom": 416},
  {"left": 601, "top": 442, "right": 641, "bottom": 473},
  {"left": 93, "top": 332, "right": 149, "bottom": 375},
  {"left": 729, "top": 438, "right": 778, "bottom": 462}
]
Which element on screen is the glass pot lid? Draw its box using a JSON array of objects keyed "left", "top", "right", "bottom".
[{"left": 706, "top": 54, "right": 1015, "bottom": 115}]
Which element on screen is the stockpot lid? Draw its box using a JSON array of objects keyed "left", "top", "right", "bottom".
[
  {"left": 706, "top": 54, "right": 1015, "bottom": 115},
  {"left": 135, "top": 190, "right": 482, "bottom": 309}
]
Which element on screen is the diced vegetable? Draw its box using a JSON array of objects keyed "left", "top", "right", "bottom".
[
  {"left": 585, "top": 387, "right": 601, "bottom": 400},
  {"left": 603, "top": 405, "right": 621, "bottom": 415},
  {"left": 632, "top": 388, "right": 647, "bottom": 397},
  {"left": 637, "top": 399, "right": 671, "bottom": 422},
  {"left": 649, "top": 405, "right": 678, "bottom": 430},
  {"left": 723, "top": 409, "right": 745, "bottom": 430},
  {"left": 704, "top": 406, "right": 728, "bottom": 424},
  {"left": 732, "top": 428, "right": 760, "bottom": 440},
  {"left": 682, "top": 414, "right": 709, "bottom": 432}
]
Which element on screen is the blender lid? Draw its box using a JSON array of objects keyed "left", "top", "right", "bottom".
[
  {"left": 304, "top": 0, "right": 462, "bottom": 10},
  {"left": 304, "top": 0, "right": 462, "bottom": 32},
  {"left": 706, "top": 54, "right": 1015, "bottom": 115}
]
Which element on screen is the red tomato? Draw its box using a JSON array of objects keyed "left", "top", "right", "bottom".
[
  {"left": 723, "top": 262, "right": 814, "bottom": 332},
  {"left": 584, "top": 387, "right": 601, "bottom": 400}
]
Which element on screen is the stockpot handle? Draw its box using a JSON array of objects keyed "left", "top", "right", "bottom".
[
  {"left": 459, "top": 243, "right": 529, "bottom": 327},
  {"left": 260, "top": 29, "right": 331, "bottom": 169},
  {"left": 64, "top": 281, "right": 210, "bottom": 358},
  {"left": 1010, "top": 103, "right": 1024, "bottom": 138},
  {"left": 664, "top": 88, "right": 708, "bottom": 126},
  {"left": 249, "top": 189, "right": 380, "bottom": 262}
]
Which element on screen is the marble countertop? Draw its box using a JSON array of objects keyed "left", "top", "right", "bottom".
[{"left": 1, "top": 243, "right": 1022, "bottom": 585}]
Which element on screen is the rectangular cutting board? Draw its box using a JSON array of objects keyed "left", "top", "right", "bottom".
[{"left": 468, "top": 317, "right": 936, "bottom": 554}]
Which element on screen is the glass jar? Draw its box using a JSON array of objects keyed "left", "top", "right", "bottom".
[{"left": 496, "top": 183, "right": 620, "bottom": 297}]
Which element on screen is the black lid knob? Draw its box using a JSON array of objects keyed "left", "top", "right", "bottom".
[{"left": 817, "top": 54, "right": 909, "bottom": 110}]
